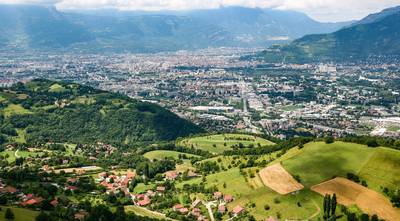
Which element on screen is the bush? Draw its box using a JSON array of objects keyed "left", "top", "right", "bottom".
[{"left": 325, "top": 136, "right": 334, "bottom": 144}]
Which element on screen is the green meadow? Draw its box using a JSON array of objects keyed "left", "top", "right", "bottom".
[
  {"left": 179, "top": 134, "right": 274, "bottom": 154},
  {"left": 0, "top": 206, "right": 38, "bottom": 221},
  {"left": 143, "top": 150, "right": 200, "bottom": 161}
]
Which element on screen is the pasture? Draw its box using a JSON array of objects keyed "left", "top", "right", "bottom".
[
  {"left": 311, "top": 177, "right": 400, "bottom": 221},
  {"left": 179, "top": 134, "right": 274, "bottom": 154},
  {"left": 143, "top": 150, "right": 200, "bottom": 161}
]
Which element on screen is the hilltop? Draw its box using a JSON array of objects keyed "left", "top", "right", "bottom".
[{"left": 0, "top": 79, "right": 203, "bottom": 146}]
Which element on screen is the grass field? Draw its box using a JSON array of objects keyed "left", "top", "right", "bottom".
[
  {"left": 179, "top": 134, "right": 274, "bottom": 154},
  {"left": 281, "top": 141, "right": 400, "bottom": 194},
  {"left": 49, "top": 83, "right": 67, "bottom": 92},
  {"left": 2, "top": 104, "right": 32, "bottom": 118},
  {"left": 143, "top": 150, "right": 200, "bottom": 161},
  {"left": 0, "top": 150, "right": 38, "bottom": 163},
  {"left": 125, "top": 205, "right": 175, "bottom": 220},
  {"left": 0, "top": 206, "right": 38, "bottom": 221},
  {"left": 282, "top": 142, "right": 376, "bottom": 187}
]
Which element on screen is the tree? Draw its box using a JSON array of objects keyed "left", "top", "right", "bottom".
[
  {"left": 115, "top": 206, "right": 126, "bottom": 221},
  {"left": 331, "top": 194, "right": 337, "bottom": 216},
  {"left": 325, "top": 136, "right": 334, "bottom": 144},
  {"left": 5, "top": 208, "right": 14, "bottom": 221},
  {"left": 36, "top": 212, "right": 52, "bottom": 221},
  {"left": 371, "top": 214, "right": 379, "bottom": 221}
]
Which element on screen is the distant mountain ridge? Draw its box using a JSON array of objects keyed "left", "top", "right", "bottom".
[
  {"left": 252, "top": 5, "right": 400, "bottom": 63},
  {"left": 0, "top": 5, "right": 351, "bottom": 52}
]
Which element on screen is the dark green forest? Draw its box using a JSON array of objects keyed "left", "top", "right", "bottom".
[{"left": 0, "top": 79, "right": 203, "bottom": 146}]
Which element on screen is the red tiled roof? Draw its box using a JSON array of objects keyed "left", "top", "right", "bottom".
[{"left": 232, "top": 205, "right": 245, "bottom": 215}]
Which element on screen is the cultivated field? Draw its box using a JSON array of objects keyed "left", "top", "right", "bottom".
[
  {"left": 259, "top": 163, "right": 304, "bottom": 195},
  {"left": 179, "top": 134, "right": 274, "bottom": 154},
  {"left": 311, "top": 177, "right": 400, "bottom": 221}
]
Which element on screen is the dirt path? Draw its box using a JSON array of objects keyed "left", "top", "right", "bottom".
[{"left": 307, "top": 200, "right": 321, "bottom": 220}]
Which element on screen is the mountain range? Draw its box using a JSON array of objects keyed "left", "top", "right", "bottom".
[
  {"left": 0, "top": 5, "right": 351, "bottom": 53},
  {"left": 253, "top": 6, "right": 400, "bottom": 63}
]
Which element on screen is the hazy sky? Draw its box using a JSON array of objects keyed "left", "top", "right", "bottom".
[{"left": 1, "top": 0, "right": 400, "bottom": 22}]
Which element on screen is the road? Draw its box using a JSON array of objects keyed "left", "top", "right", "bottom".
[{"left": 203, "top": 200, "right": 216, "bottom": 221}]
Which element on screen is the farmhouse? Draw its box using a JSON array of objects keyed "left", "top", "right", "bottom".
[
  {"left": 223, "top": 194, "right": 234, "bottom": 203},
  {"left": 165, "top": 171, "right": 178, "bottom": 180},
  {"left": 218, "top": 204, "right": 226, "bottom": 213},
  {"left": 232, "top": 205, "right": 245, "bottom": 216}
]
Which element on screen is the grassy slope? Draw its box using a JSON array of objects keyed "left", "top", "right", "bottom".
[
  {"left": 0, "top": 206, "right": 38, "bottom": 221},
  {"left": 180, "top": 134, "right": 274, "bottom": 154},
  {"left": 143, "top": 150, "right": 200, "bottom": 161},
  {"left": 281, "top": 142, "right": 400, "bottom": 193}
]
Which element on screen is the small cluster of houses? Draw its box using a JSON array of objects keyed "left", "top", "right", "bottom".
[
  {"left": 97, "top": 171, "right": 135, "bottom": 195},
  {"left": 172, "top": 198, "right": 208, "bottom": 221},
  {"left": 0, "top": 180, "right": 58, "bottom": 208},
  {"left": 213, "top": 192, "right": 245, "bottom": 217}
]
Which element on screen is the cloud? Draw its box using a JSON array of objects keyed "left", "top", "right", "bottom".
[{"left": 1, "top": 0, "right": 400, "bottom": 21}]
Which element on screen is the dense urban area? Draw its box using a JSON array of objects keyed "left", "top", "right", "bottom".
[{"left": 1, "top": 49, "right": 399, "bottom": 138}]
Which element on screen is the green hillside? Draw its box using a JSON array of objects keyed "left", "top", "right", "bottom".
[
  {"left": 0, "top": 79, "right": 203, "bottom": 146},
  {"left": 179, "top": 133, "right": 274, "bottom": 154},
  {"left": 281, "top": 142, "right": 400, "bottom": 191},
  {"left": 254, "top": 8, "right": 400, "bottom": 63}
]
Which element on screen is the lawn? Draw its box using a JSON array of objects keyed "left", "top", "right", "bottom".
[
  {"left": 179, "top": 134, "right": 274, "bottom": 154},
  {"left": 2, "top": 104, "right": 32, "bottom": 118},
  {"left": 0, "top": 206, "right": 38, "bottom": 221},
  {"left": 143, "top": 150, "right": 200, "bottom": 161}
]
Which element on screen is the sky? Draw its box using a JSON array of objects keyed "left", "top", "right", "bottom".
[{"left": 1, "top": 0, "right": 400, "bottom": 22}]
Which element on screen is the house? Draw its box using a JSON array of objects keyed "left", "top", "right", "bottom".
[
  {"left": 178, "top": 207, "right": 189, "bottom": 214},
  {"left": 21, "top": 197, "right": 44, "bottom": 207},
  {"left": 232, "top": 205, "right": 245, "bottom": 216},
  {"left": 266, "top": 217, "right": 278, "bottom": 221},
  {"left": 156, "top": 186, "right": 166, "bottom": 193},
  {"left": 224, "top": 194, "right": 233, "bottom": 203},
  {"left": 192, "top": 208, "right": 201, "bottom": 217},
  {"left": 173, "top": 204, "right": 184, "bottom": 211},
  {"left": 137, "top": 196, "right": 151, "bottom": 207},
  {"left": 50, "top": 199, "right": 58, "bottom": 207},
  {"left": 165, "top": 171, "right": 178, "bottom": 180},
  {"left": 218, "top": 204, "right": 226, "bottom": 213},
  {"left": 65, "top": 185, "right": 78, "bottom": 191},
  {"left": 213, "top": 191, "right": 222, "bottom": 200},
  {"left": 0, "top": 186, "right": 18, "bottom": 194},
  {"left": 191, "top": 198, "right": 202, "bottom": 208}
]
